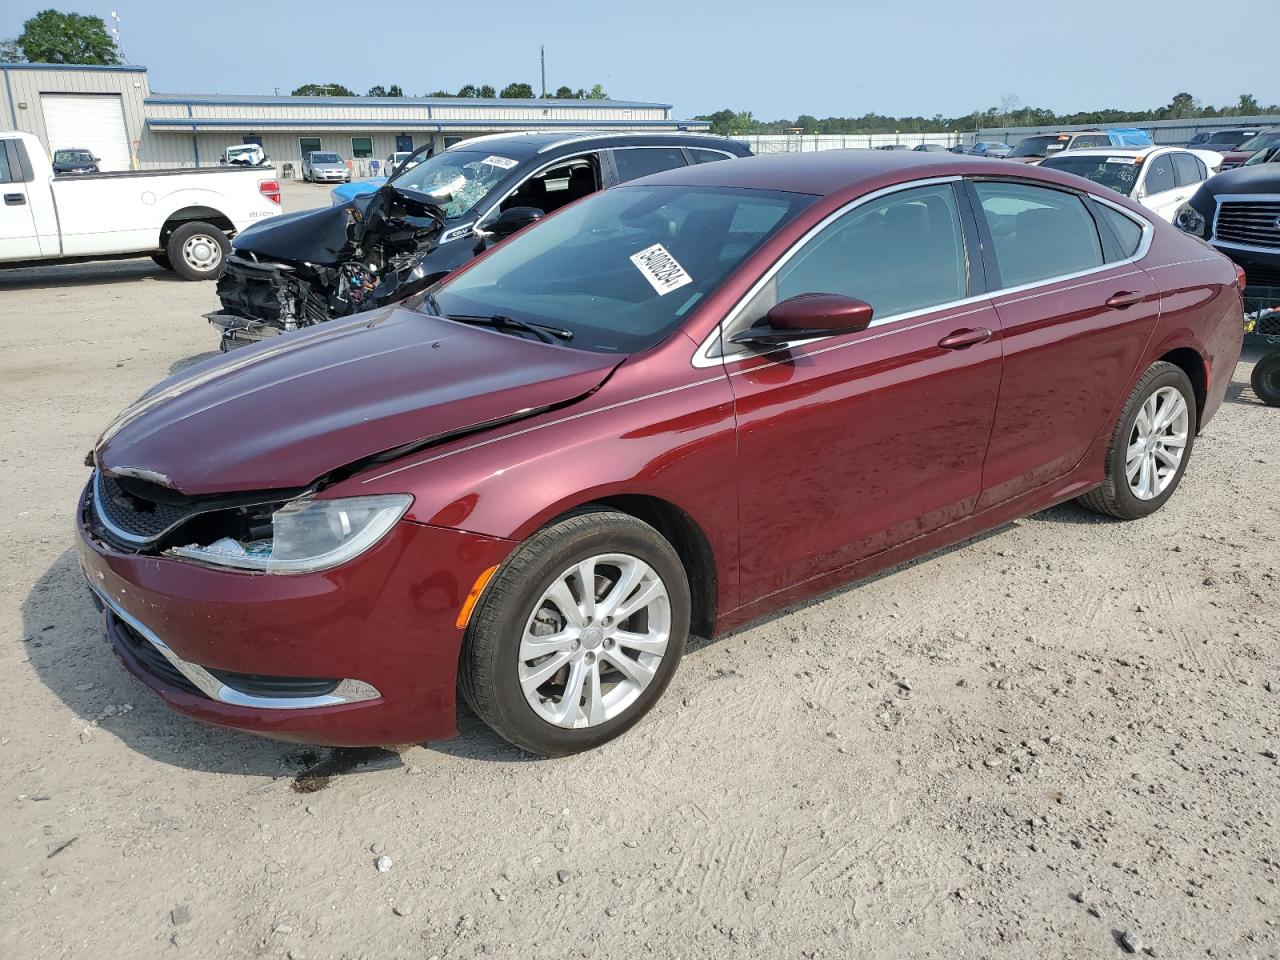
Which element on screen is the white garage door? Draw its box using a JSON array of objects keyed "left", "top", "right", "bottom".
[{"left": 40, "top": 94, "right": 132, "bottom": 172}]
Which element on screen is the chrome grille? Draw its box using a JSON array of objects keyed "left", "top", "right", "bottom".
[
  {"left": 92, "top": 471, "right": 202, "bottom": 545},
  {"left": 1214, "top": 199, "right": 1280, "bottom": 248}
]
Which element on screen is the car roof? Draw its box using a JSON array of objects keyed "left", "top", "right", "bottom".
[
  {"left": 632, "top": 149, "right": 1100, "bottom": 197},
  {"left": 443, "top": 130, "right": 747, "bottom": 160},
  {"left": 1042, "top": 146, "right": 1186, "bottom": 159}
]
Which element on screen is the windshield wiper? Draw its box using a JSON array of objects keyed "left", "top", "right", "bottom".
[
  {"left": 443, "top": 313, "right": 574, "bottom": 344},
  {"left": 422, "top": 292, "right": 573, "bottom": 343}
]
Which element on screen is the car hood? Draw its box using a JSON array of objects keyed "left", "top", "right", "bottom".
[
  {"left": 94, "top": 305, "right": 623, "bottom": 496},
  {"left": 1197, "top": 164, "right": 1280, "bottom": 197}
]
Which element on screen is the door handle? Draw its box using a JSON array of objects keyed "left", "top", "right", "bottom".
[
  {"left": 937, "top": 327, "right": 993, "bottom": 350},
  {"left": 1105, "top": 291, "right": 1144, "bottom": 309},
  {"left": 3, "top": 193, "right": 25, "bottom": 206}
]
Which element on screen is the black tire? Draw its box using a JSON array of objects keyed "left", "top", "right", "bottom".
[
  {"left": 1251, "top": 352, "right": 1280, "bottom": 407},
  {"left": 1077, "top": 361, "right": 1197, "bottom": 520},
  {"left": 150, "top": 251, "right": 173, "bottom": 271},
  {"left": 165, "top": 221, "right": 230, "bottom": 281},
  {"left": 459, "top": 510, "right": 690, "bottom": 756}
]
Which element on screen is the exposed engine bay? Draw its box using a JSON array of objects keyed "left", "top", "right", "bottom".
[{"left": 208, "top": 185, "right": 448, "bottom": 350}]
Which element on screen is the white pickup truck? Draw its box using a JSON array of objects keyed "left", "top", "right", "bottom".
[{"left": 1, "top": 130, "right": 282, "bottom": 280}]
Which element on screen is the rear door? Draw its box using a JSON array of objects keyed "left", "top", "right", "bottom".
[
  {"left": 1137, "top": 152, "right": 1187, "bottom": 221},
  {"left": 966, "top": 179, "right": 1160, "bottom": 508},
  {"left": 724, "top": 180, "right": 1003, "bottom": 602},
  {"left": 0, "top": 138, "right": 41, "bottom": 260}
]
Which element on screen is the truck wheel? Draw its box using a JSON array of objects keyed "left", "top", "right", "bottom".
[
  {"left": 166, "top": 221, "right": 229, "bottom": 281},
  {"left": 150, "top": 252, "right": 173, "bottom": 271},
  {"left": 1251, "top": 353, "right": 1280, "bottom": 407}
]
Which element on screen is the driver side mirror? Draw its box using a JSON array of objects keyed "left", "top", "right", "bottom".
[
  {"left": 484, "top": 206, "right": 545, "bottom": 240},
  {"left": 729, "top": 293, "right": 874, "bottom": 347}
]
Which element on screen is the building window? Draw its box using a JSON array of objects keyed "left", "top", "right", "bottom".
[
  {"left": 351, "top": 137, "right": 373, "bottom": 159},
  {"left": 299, "top": 137, "right": 321, "bottom": 157},
  {"left": 443, "top": 136, "right": 464, "bottom": 149}
]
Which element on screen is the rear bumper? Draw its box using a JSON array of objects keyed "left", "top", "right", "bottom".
[{"left": 76, "top": 484, "right": 513, "bottom": 746}]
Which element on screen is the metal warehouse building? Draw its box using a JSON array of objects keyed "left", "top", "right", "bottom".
[{"left": 0, "top": 62, "right": 709, "bottom": 174}]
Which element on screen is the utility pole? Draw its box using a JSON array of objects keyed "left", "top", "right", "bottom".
[{"left": 540, "top": 45, "right": 546, "bottom": 98}]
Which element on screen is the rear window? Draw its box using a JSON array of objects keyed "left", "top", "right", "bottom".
[
  {"left": 688, "top": 148, "right": 731, "bottom": 164},
  {"left": 973, "top": 181, "right": 1104, "bottom": 288}
]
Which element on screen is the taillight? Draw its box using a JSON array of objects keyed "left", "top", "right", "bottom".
[
  {"left": 1234, "top": 264, "right": 1247, "bottom": 290},
  {"left": 259, "top": 179, "right": 281, "bottom": 205}
]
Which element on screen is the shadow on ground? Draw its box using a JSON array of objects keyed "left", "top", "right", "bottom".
[{"left": 0, "top": 258, "right": 181, "bottom": 290}]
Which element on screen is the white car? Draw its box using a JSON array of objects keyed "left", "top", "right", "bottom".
[
  {"left": 1, "top": 130, "right": 282, "bottom": 279},
  {"left": 1039, "top": 146, "right": 1223, "bottom": 223},
  {"left": 383, "top": 151, "right": 422, "bottom": 177}
]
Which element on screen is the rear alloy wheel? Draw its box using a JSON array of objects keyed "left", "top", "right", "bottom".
[
  {"left": 460, "top": 511, "right": 690, "bottom": 756},
  {"left": 1251, "top": 352, "right": 1280, "bottom": 407},
  {"left": 1077, "top": 361, "right": 1196, "bottom": 519},
  {"left": 166, "top": 221, "right": 229, "bottom": 281}
]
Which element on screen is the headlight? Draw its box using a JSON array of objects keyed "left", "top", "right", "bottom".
[
  {"left": 1174, "top": 203, "right": 1206, "bottom": 238},
  {"left": 168, "top": 494, "right": 412, "bottom": 573}
]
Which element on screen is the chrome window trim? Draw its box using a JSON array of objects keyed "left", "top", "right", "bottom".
[
  {"left": 473, "top": 150, "right": 603, "bottom": 229},
  {"left": 1210, "top": 192, "right": 1280, "bottom": 250},
  {"left": 691, "top": 177, "right": 1155, "bottom": 370},
  {"left": 89, "top": 584, "right": 381, "bottom": 710}
]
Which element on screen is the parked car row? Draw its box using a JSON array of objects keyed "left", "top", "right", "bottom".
[
  {"left": 79, "top": 142, "right": 1244, "bottom": 756},
  {"left": 1039, "top": 146, "right": 1221, "bottom": 222}
]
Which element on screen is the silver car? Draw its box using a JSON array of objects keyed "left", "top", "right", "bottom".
[{"left": 302, "top": 151, "right": 350, "bottom": 183}]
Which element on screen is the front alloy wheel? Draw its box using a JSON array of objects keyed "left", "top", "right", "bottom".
[{"left": 460, "top": 510, "right": 690, "bottom": 756}]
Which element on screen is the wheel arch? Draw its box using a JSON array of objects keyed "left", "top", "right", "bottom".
[
  {"left": 530, "top": 494, "right": 719, "bottom": 643},
  {"left": 1156, "top": 345, "right": 1208, "bottom": 431},
  {"left": 159, "top": 206, "right": 235, "bottom": 248}
]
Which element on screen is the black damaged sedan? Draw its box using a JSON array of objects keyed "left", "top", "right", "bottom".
[{"left": 208, "top": 131, "right": 751, "bottom": 349}]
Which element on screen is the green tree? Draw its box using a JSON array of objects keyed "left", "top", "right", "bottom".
[
  {"left": 694, "top": 109, "right": 760, "bottom": 136},
  {"left": 587, "top": 83, "right": 608, "bottom": 100},
  {"left": 366, "top": 84, "right": 388, "bottom": 97},
  {"left": 478, "top": 84, "right": 496, "bottom": 98},
  {"left": 500, "top": 82, "right": 535, "bottom": 98},
  {"left": 553, "top": 85, "right": 574, "bottom": 99},
  {"left": 427, "top": 89, "right": 453, "bottom": 97},
  {"left": 387, "top": 83, "right": 403, "bottom": 97},
  {"left": 291, "top": 82, "right": 355, "bottom": 96},
  {"left": 18, "top": 9, "right": 118, "bottom": 65},
  {"left": 1235, "top": 93, "right": 1260, "bottom": 116},
  {"left": 794, "top": 114, "right": 819, "bottom": 132},
  {"left": 0, "top": 37, "right": 22, "bottom": 62}
]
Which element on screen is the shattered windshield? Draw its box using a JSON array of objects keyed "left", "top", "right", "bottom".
[
  {"left": 429, "top": 184, "right": 814, "bottom": 354},
  {"left": 1040, "top": 155, "right": 1141, "bottom": 196},
  {"left": 55, "top": 150, "right": 94, "bottom": 163},
  {"left": 388, "top": 150, "right": 521, "bottom": 219}
]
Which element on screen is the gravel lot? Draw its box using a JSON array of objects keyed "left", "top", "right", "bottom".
[{"left": 1, "top": 179, "right": 1277, "bottom": 959}]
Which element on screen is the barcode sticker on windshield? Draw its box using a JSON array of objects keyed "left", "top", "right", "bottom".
[
  {"left": 630, "top": 243, "right": 692, "bottom": 296},
  {"left": 481, "top": 155, "right": 518, "bottom": 169}
]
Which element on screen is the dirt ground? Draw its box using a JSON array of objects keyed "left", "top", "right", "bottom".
[{"left": 1, "top": 179, "right": 1277, "bottom": 960}]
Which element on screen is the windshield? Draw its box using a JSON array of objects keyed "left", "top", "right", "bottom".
[
  {"left": 312, "top": 153, "right": 341, "bottom": 163},
  {"left": 1207, "top": 130, "right": 1250, "bottom": 145},
  {"left": 388, "top": 149, "right": 523, "bottom": 219},
  {"left": 1040, "top": 154, "right": 1140, "bottom": 196},
  {"left": 1244, "top": 146, "right": 1280, "bottom": 167},
  {"left": 1237, "top": 131, "right": 1280, "bottom": 152},
  {"left": 54, "top": 150, "right": 92, "bottom": 163},
  {"left": 1010, "top": 135, "right": 1071, "bottom": 158},
  {"left": 429, "top": 185, "right": 814, "bottom": 354}
]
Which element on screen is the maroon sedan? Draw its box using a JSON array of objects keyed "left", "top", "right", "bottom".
[{"left": 78, "top": 151, "right": 1244, "bottom": 756}]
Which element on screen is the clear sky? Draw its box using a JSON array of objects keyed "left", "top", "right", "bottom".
[{"left": 2, "top": 0, "right": 1276, "bottom": 120}]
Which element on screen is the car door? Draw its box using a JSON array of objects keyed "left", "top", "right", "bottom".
[
  {"left": 1135, "top": 152, "right": 1182, "bottom": 220},
  {"left": 1167, "top": 152, "right": 1209, "bottom": 219},
  {"left": 966, "top": 179, "right": 1161, "bottom": 508},
  {"left": 723, "top": 180, "right": 1003, "bottom": 603},
  {"left": 0, "top": 138, "right": 41, "bottom": 260}
]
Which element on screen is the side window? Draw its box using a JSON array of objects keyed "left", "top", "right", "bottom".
[
  {"left": 761, "top": 183, "right": 967, "bottom": 322},
  {"left": 1172, "top": 152, "right": 1203, "bottom": 187},
  {"left": 1195, "top": 157, "right": 1208, "bottom": 180},
  {"left": 973, "top": 181, "right": 1104, "bottom": 288},
  {"left": 1073, "top": 135, "right": 1107, "bottom": 149},
  {"left": 0, "top": 142, "right": 15, "bottom": 183},
  {"left": 1095, "top": 204, "right": 1144, "bottom": 259},
  {"left": 1142, "top": 155, "right": 1176, "bottom": 195},
  {"left": 611, "top": 147, "right": 688, "bottom": 184},
  {"left": 500, "top": 155, "right": 601, "bottom": 217},
  {"left": 688, "top": 148, "right": 730, "bottom": 164}
]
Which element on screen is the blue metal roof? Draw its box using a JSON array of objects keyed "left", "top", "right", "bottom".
[
  {"left": 145, "top": 93, "right": 672, "bottom": 110},
  {"left": 147, "top": 118, "right": 709, "bottom": 131},
  {"left": 0, "top": 61, "right": 147, "bottom": 72}
]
